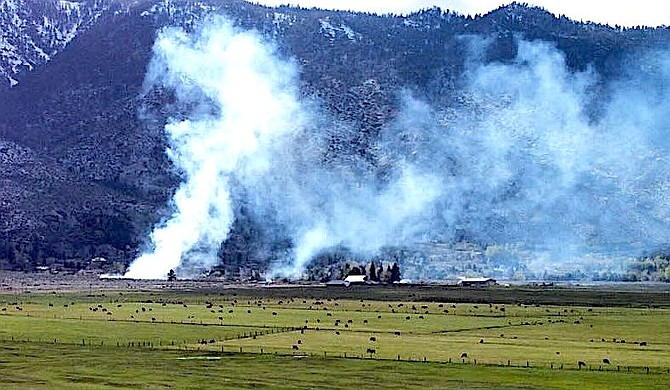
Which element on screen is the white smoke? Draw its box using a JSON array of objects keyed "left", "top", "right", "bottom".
[
  {"left": 126, "top": 16, "right": 440, "bottom": 279},
  {"left": 127, "top": 15, "right": 670, "bottom": 280},
  {"left": 125, "top": 17, "right": 304, "bottom": 279},
  {"left": 382, "top": 39, "right": 670, "bottom": 277}
]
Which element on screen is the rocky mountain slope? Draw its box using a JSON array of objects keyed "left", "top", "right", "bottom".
[
  {"left": 0, "top": 0, "right": 668, "bottom": 278},
  {"left": 0, "top": 0, "right": 112, "bottom": 87}
]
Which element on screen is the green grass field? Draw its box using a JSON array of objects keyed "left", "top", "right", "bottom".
[{"left": 1, "top": 287, "right": 669, "bottom": 388}]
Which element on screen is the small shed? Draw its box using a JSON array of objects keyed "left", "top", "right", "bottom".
[
  {"left": 344, "top": 274, "right": 368, "bottom": 285},
  {"left": 458, "top": 277, "right": 496, "bottom": 287}
]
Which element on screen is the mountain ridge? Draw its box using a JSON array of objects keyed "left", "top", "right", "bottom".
[{"left": 0, "top": 0, "right": 668, "bottom": 280}]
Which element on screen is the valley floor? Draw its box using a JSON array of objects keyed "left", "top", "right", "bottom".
[{"left": 0, "top": 273, "right": 669, "bottom": 388}]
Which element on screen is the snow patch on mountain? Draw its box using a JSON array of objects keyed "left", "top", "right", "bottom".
[
  {"left": 0, "top": 0, "right": 111, "bottom": 87},
  {"left": 140, "top": 0, "right": 218, "bottom": 29},
  {"left": 319, "top": 18, "right": 361, "bottom": 42}
]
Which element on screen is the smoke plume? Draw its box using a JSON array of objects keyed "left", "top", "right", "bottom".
[
  {"left": 125, "top": 17, "right": 305, "bottom": 278},
  {"left": 127, "top": 16, "right": 670, "bottom": 280}
]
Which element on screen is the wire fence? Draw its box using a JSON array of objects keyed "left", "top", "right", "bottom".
[{"left": 1, "top": 335, "right": 668, "bottom": 376}]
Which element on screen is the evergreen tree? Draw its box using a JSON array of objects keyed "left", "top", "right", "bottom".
[
  {"left": 369, "top": 261, "right": 377, "bottom": 281},
  {"left": 390, "top": 262, "right": 401, "bottom": 282}
]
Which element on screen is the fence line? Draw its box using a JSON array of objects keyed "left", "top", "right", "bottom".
[{"left": 1, "top": 336, "right": 668, "bottom": 376}]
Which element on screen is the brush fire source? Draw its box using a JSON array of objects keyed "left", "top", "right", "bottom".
[{"left": 126, "top": 15, "right": 670, "bottom": 283}]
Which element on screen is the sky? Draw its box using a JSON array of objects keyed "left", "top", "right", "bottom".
[{"left": 253, "top": 0, "right": 670, "bottom": 27}]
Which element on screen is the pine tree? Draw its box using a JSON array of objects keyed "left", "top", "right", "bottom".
[
  {"left": 390, "top": 262, "right": 401, "bottom": 282},
  {"left": 369, "top": 261, "right": 377, "bottom": 281}
]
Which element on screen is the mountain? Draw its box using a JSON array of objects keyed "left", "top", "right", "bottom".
[
  {"left": 0, "top": 0, "right": 112, "bottom": 87},
  {"left": 0, "top": 0, "right": 668, "bottom": 279}
]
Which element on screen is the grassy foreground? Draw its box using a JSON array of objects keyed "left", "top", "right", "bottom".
[
  {"left": 0, "top": 287, "right": 669, "bottom": 388},
  {"left": 1, "top": 341, "right": 667, "bottom": 390}
]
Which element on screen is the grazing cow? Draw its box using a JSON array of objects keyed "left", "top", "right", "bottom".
[
  {"left": 460, "top": 352, "right": 468, "bottom": 358},
  {"left": 394, "top": 331, "right": 401, "bottom": 336},
  {"left": 603, "top": 358, "right": 610, "bottom": 365},
  {"left": 297, "top": 339, "right": 302, "bottom": 344},
  {"left": 640, "top": 341, "right": 647, "bottom": 346},
  {"left": 369, "top": 337, "right": 376, "bottom": 342},
  {"left": 578, "top": 361, "right": 587, "bottom": 369},
  {"left": 292, "top": 345, "right": 299, "bottom": 351},
  {"left": 366, "top": 348, "right": 376, "bottom": 354}
]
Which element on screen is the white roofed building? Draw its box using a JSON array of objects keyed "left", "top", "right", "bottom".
[{"left": 344, "top": 274, "right": 367, "bottom": 285}]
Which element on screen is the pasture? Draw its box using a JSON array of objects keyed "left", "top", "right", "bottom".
[{"left": 0, "top": 284, "right": 669, "bottom": 388}]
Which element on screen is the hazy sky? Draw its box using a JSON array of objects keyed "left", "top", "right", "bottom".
[{"left": 253, "top": 0, "right": 670, "bottom": 27}]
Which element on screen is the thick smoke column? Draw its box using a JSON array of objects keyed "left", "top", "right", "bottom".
[{"left": 125, "top": 17, "right": 303, "bottom": 279}]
